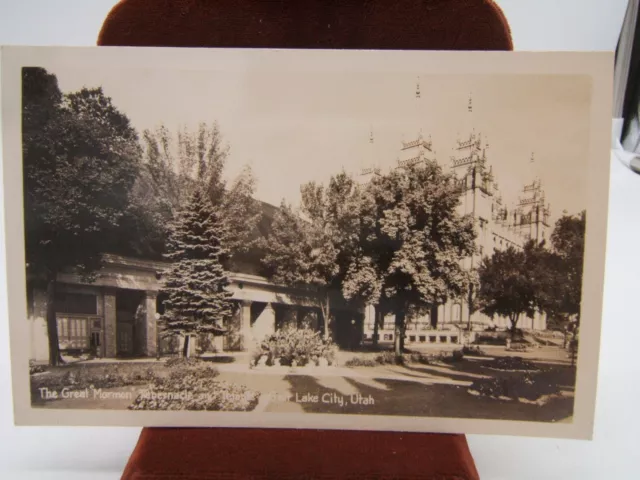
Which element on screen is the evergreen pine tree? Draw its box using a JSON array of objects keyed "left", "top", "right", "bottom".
[{"left": 160, "top": 188, "right": 233, "bottom": 356}]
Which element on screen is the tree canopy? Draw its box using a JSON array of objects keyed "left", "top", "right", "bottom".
[
  {"left": 22, "top": 67, "right": 142, "bottom": 364},
  {"left": 132, "top": 123, "right": 261, "bottom": 260},
  {"left": 261, "top": 172, "right": 361, "bottom": 339},
  {"left": 477, "top": 210, "right": 586, "bottom": 335},
  {"left": 347, "top": 162, "right": 477, "bottom": 354},
  {"left": 549, "top": 211, "right": 586, "bottom": 322},
  {"left": 23, "top": 70, "right": 141, "bottom": 277},
  {"left": 262, "top": 161, "right": 477, "bottom": 353},
  {"left": 477, "top": 243, "right": 536, "bottom": 335}
]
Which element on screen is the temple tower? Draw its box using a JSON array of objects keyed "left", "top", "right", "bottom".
[
  {"left": 513, "top": 153, "right": 551, "bottom": 243},
  {"left": 449, "top": 94, "right": 497, "bottom": 259},
  {"left": 396, "top": 76, "right": 437, "bottom": 170},
  {"left": 357, "top": 126, "right": 381, "bottom": 184}
]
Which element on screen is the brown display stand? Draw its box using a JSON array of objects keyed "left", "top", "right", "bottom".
[
  {"left": 121, "top": 428, "right": 480, "bottom": 480},
  {"left": 99, "top": 1, "right": 511, "bottom": 478}
]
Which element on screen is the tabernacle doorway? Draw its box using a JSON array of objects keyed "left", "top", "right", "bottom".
[{"left": 116, "top": 289, "right": 145, "bottom": 357}]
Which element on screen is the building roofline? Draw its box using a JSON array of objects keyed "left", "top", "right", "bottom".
[{"left": 100, "top": 253, "right": 316, "bottom": 294}]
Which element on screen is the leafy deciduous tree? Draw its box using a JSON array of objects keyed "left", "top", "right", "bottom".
[
  {"left": 261, "top": 172, "right": 362, "bottom": 340},
  {"left": 477, "top": 240, "right": 554, "bottom": 338},
  {"left": 344, "top": 162, "right": 477, "bottom": 356},
  {"left": 22, "top": 68, "right": 141, "bottom": 365},
  {"left": 549, "top": 210, "right": 586, "bottom": 323},
  {"left": 133, "top": 123, "right": 261, "bottom": 260}
]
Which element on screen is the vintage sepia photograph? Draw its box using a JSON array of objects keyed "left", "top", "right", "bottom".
[{"left": 1, "top": 47, "right": 611, "bottom": 438}]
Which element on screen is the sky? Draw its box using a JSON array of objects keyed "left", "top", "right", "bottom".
[{"left": 41, "top": 62, "right": 591, "bottom": 222}]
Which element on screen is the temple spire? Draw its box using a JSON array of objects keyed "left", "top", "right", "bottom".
[
  {"left": 529, "top": 151, "right": 538, "bottom": 183},
  {"left": 416, "top": 76, "right": 421, "bottom": 99},
  {"left": 468, "top": 92, "right": 473, "bottom": 113},
  {"left": 360, "top": 124, "right": 380, "bottom": 180}
]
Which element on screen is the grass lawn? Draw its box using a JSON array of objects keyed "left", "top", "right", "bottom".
[
  {"left": 29, "top": 351, "right": 575, "bottom": 422},
  {"left": 214, "top": 355, "right": 575, "bottom": 422}
]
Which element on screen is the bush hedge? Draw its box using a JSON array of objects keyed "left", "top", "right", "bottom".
[
  {"left": 344, "top": 350, "right": 464, "bottom": 367},
  {"left": 344, "top": 357, "right": 379, "bottom": 367}
]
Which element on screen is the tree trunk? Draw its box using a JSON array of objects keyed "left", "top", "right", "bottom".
[
  {"left": 430, "top": 304, "right": 439, "bottom": 329},
  {"left": 321, "top": 294, "right": 331, "bottom": 340},
  {"left": 182, "top": 335, "right": 191, "bottom": 358},
  {"left": 510, "top": 314, "right": 520, "bottom": 340},
  {"left": 372, "top": 305, "right": 380, "bottom": 348},
  {"left": 394, "top": 311, "right": 406, "bottom": 357},
  {"left": 467, "top": 286, "right": 474, "bottom": 331},
  {"left": 45, "top": 275, "right": 63, "bottom": 366}
]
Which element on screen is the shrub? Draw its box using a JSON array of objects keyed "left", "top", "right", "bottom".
[
  {"left": 129, "top": 372, "right": 259, "bottom": 411},
  {"left": 254, "top": 326, "right": 336, "bottom": 367},
  {"left": 422, "top": 349, "right": 465, "bottom": 364},
  {"left": 474, "top": 333, "right": 507, "bottom": 345},
  {"left": 406, "top": 352, "right": 433, "bottom": 365},
  {"left": 164, "top": 357, "right": 219, "bottom": 380},
  {"left": 461, "top": 345, "right": 486, "bottom": 356},
  {"left": 450, "top": 349, "right": 465, "bottom": 362},
  {"left": 344, "top": 351, "right": 460, "bottom": 367},
  {"left": 375, "top": 351, "right": 404, "bottom": 365},
  {"left": 29, "top": 363, "right": 46, "bottom": 375},
  {"left": 485, "top": 356, "right": 539, "bottom": 371},
  {"left": 343, "top": 350, "right": 468, "bottom": 368},
  {"left": 468, "top": 372, "right": 560, "bottom": 402},
  {"left": 344, "top": 357, "right": 378, "bottom": 367}
]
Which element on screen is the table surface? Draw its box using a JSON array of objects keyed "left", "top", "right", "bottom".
[{"left": 0, "top": 1, "right": 638, "bottom": 479}]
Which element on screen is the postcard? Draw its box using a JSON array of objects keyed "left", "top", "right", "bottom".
[{"left": 0, "top": 46, "right": 611, "bottom": 439}]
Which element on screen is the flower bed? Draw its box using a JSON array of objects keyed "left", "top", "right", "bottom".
[
  {"left": 252, "top": 326, "right": 336, "bottom": 367},
  {"left": 30, "top": 364, "right": 160, "bottom": 393},
  {"left": 129, "top": 369, "right": 259, "bottom": 411}
]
